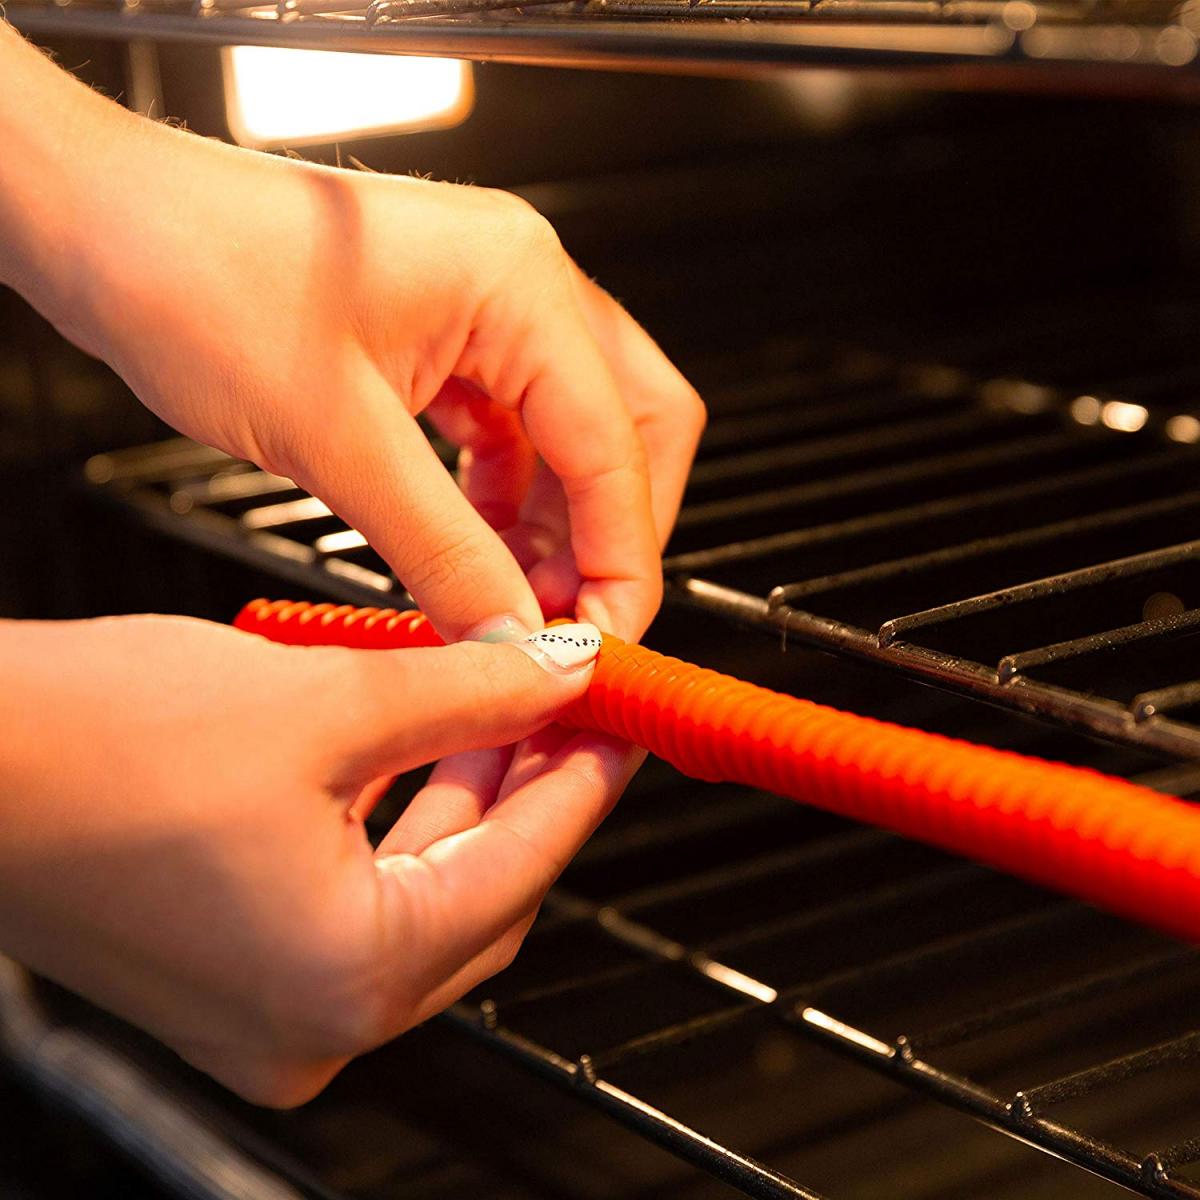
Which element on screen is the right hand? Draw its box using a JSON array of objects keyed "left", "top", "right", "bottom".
[{"left": 0, "top": 24, "right": 706, "bottom": 642}]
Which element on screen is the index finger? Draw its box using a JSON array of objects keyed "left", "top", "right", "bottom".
[{"left": 290, "top": 365, "right": 544, "bottom": 641}]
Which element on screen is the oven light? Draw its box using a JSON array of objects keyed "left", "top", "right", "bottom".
[
  {"left": 1100, "top": 399, "right": 1149, "bottom": 433},
  {"left": 1069, "top": 394, "right": 1102, "bottom": 425},
  {"left": 222, "top": 47, "right": 473, "bottom": 149},
  {"left": 1166, "top": 414, "right": 1200, "bottom": 443}
]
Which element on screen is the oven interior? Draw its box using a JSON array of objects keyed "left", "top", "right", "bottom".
[{"left": 4, "top": 40, "right": 1200, "bottom": 1200}]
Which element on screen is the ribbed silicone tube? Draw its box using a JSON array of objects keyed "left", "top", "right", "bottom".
[{"left": 235, "top": 598, "right": 1200, "bottom": 943}]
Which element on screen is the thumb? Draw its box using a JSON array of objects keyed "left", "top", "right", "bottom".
[{"left": 319, "top": 623, "right": 603, "bottom": 786}]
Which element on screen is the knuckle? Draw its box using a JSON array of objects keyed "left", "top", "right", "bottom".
[
  {"left": 682, "top": 385, "right": 708, "bottom": 438},
  {"left": 485, "top": 186, "right": 539, "bottom": 221},
  {"left": 183, "top": 1046, "right": 340, "bottom": 1109},
  {"left": 494, "top": 913, "right": 539, "bottom": 974},
  {"left": 436, "top": 644, "right": 515, "bottom": 723},
  {"left": 492, "top": 196, "right": 563, "bottom": 266},
  {"left": 645, "top": 571, "right": 665, "bottom": 613},
  {"left": 468, "top": 642, "right": 517, "bottom": 698},
  {"left": 235, "top": 1063, "right": 333, "bottom": 1110},
  {"left": 659, "top": 376, "right": 706, "bottom": 444},
  {"left": 494, "top": 821, "right": 560, "bottom": 897},
  {"left": 495, "top": 934, "right": 523, "bottom": 974},
  {"left": 402, "top": 530, "right": 491, "bottom": 605},
  {"left": 522, "top": 211, "right": 563, "bottom": 258}
]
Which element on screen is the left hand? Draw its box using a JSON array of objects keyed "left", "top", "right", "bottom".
[{"left": 0, "top": 613, "right": 642, "bottom": 1106}]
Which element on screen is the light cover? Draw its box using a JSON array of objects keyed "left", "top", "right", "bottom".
[{"left": 223, "top": 46, "right": 473, "bottom": 149}]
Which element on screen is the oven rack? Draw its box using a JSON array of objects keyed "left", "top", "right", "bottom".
[
  {"left": 78, "top": 308, "right": 1200, "bottom": 1197},
  {"left": 85, "top": 313, "right": 1200, "bottom": 763},
  {"left": 445, "top": 753, "right": 1200, "bottom": 1199},
  {"left": 19, "top": 751, "right": 1200, "bottom": 1199},
  {"left": 8, "top": 0, "right": 1200, "bottom": 76},
  {"left": 663, "top": 321, "right": 1200, "bottom": 761}
]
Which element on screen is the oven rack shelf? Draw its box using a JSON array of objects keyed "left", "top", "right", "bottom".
[
  {"left": 77, "top": 305, "right": 1200, "bottom": 1198},
  {"left": 85, "top": 309, "right": 1200, "bottom": 763},
  {"left": 446, "top": 758, "right": 1200, "bottom": 1199},
  {"left": 8, "top": 0, "right": 1200, "bottom": 76}
]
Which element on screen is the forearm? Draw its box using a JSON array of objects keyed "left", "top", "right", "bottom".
[
  {"left": 0, "top": 614, "right": 275, "bottom": 1063},
  {"left": 0, "top": 25, "right": 259, "bottom": 365},
  {"left": 0, "top": 615, "right": 249, "bottom": 1015},
  {"left": 0, "top": 25, "right": 327, "bottom": 393},
  {"left": 0, "top": 27, "right": 119, "bottom": 346}
]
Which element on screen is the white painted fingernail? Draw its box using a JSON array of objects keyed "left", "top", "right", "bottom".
[{"left": 515, "top": 623, "right": 602, "bottom": 675}]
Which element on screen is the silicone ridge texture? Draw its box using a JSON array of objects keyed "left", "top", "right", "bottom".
[{"left": 234, "top": 598, "right": 1200, "bottom": 943}]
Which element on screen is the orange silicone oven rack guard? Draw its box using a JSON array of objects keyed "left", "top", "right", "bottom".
[{"left": 235, "top": 598, "right": 1200, "bottom": 944}]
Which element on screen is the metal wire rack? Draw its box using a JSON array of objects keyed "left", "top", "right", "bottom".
[
  {"left": 443, "top": 753, "right": 1200, "bottom": 1199},
  {"left": 8, "top": 0, "right": 1200, "bottom": 76},
  {"left": 79, "top": 301, "right": 1200, "bottom": 1198},
  {"left": 85, "top": 300, "right": 1200, "bottom": 760},
  {"left": 664, "top": 313, "right": 1200, "bottom": 761}
]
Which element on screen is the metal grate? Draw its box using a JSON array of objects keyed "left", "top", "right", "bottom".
[
  {"left": 664, "top": 313, "right": 1200, "bottom": 761},
  {"left": 82, "top": 305, "right": 1200, "bottom": 1197},
  {"left": 443, "top": 753, "right": 1200, "bottom": 1198},
  {"left": 86, "top": 304, "right": 1200, "bottom": 760},
  {"left": 8, "top": 0, "right": 1200, "bottom": 75}
]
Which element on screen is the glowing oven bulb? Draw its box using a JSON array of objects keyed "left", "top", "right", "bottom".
[{"left": 223, "top": 46, "right": 473, "bottom": 149}]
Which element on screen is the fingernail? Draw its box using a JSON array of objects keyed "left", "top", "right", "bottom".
[
  {"left": 464, "top": 615, "right": 533, "bottom": 644},
  {"left": 515, "top": 623, "right": 602, "bottom": 675}
]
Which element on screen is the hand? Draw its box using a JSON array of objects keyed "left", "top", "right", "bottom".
[
  {"left": 0, "top": 27, "right": 705, "bottom": 642},
  {"left": 0, "top": 615, "right": 641, "bottom": 1105}
]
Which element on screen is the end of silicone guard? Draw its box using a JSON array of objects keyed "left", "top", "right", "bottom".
[{"left": 233, "top": 599, "right": 267, "bottom": 632}]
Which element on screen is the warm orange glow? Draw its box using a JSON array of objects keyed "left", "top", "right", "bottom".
[
  {"left": 222, "top": 46, "right": 473, "bottom": 149},
  {"left": 1100, "top": 399, "right": 1149, "bottom": 433},
  {"left": 1166, "top": 414, "right": 1200, "bottom": 443}
]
